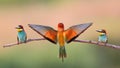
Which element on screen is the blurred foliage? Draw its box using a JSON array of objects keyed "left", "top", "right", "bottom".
[
  {"left": 0, "top": 0, "right": 29, "bottom": 5},
  {"left": 0, "top": 0, "right": 64, "bottom": 6},
  {"left": 0, "top": 43, "right": 120, "bottom": 68}
]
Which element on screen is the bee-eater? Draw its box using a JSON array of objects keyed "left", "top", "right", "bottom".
[
  {"left": 16, "top": 25, "right": 27, "bottom": 44},
  {"left": 96, "top": 29, "right": 108, "bottom": 43},
  {"left": 28, "top": 23, "right": 92, "bottom": 62}
]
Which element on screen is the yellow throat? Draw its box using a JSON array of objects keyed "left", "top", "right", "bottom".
[
  {"left": 99, "top": 33, "right": 105, "bottom": 36},
  {"left": 17, "top": 29, "right": 23, "bottom": 32}
]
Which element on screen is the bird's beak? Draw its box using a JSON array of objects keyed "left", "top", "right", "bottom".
[
  {"left": 96, "top": 30, "right": 101, "bottom": 32},
  {"left": 15, "top": 27, "right": 19, "bottom": 29}
]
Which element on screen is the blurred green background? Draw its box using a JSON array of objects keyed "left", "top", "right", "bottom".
[{"left": 0, "top": 0, "right": 120, "bottom": 68}]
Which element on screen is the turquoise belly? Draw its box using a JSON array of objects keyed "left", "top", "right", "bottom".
[
  {"left": 18, "top": 31, "right": 26, "bottom": 42},
  {"left": 98, "top": 35, "right": 107, "bottom": 42}
]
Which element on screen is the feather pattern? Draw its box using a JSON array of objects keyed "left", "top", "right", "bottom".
[
  {"left": 18, "top": 31, "right": 27, "bottom": 43},
  {"left": 65, "top": 23, "right": 93, "bottom": 43},
  {"left": 28, "top": 23, "right": 93, "bottom": 62},
  {"left": 99, "top": 33, "right": 108, "bottom": 43},
  {"left": 28, "top": 24, "right": 57, "bottom": 44}
]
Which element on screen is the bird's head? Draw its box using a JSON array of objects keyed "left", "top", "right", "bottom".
[
  {"left": 96, "top": 29, "right": 107, "bottom": 35},
  {"left": 15, "top": 25, "right": 24, "bottom": 32},
  {"left": 58, "top": 23, "right": 64, "bottom": 31}
]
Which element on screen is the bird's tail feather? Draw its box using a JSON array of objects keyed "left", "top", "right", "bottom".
[{"left": 59, "top": 46, "right": 67, "bottom": 62}]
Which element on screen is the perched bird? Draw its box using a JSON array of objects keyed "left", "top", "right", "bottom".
[
  {"left": 28, "top": 23, "right": 92, "bottom": 62},
  {"left": 96, "top": 29, "right": 108, "bottom": 43},
  {"left": 15, "top": 25, "right": 27, "bottom": 44}
]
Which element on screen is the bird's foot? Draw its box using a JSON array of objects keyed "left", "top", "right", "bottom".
[
  {"left": 17, "top": 42, "right": 19, "bottom": 45},
  {"left": 97, "top": 41, "right": 100, "bottom": 45}
]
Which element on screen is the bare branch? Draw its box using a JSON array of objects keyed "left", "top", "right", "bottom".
[
  {"left": 3, "top": 38, "right": 45, "bottom": 48},
  {"left": 3, "top": 38, "right": 120, "bottom": 49},
  {"left": 73, "top": 40, "right": 120, "bottom": 49}
]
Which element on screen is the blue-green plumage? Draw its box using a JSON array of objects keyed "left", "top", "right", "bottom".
[
  {"left": 17, "top": 31, "right": 27, "bottom": 43},
  {"left": 98, "top": 33, "right": 107, "bottom": 42},
  {"left": 96, "top": 29, "right": 108, "bottom": 43},
  {"left": 16, "top": 25, "right": 27, "bottom": 44}
]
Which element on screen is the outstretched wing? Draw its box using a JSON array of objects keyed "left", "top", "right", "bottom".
[
  {"left": 65, "top": 23, "right": 93, "bottom": 43},
  {"left": 28, "top": 24, "right": 57, "bottom": 44}
]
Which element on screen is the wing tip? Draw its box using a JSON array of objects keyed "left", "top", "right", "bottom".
[
  {"left": 28, "top": 24, "right": 32, "bottom": 28},
  {"left": 86, "top": 22, "right": 93, "bottom": 25},
  {"left": 84, "top": 22, "right": 93, "bottom": 27},
  {"left": 89, "top": 22, "right": 93, "bottom": 25},
  {"left": 78, "top": 22, "right": 93, "bottom": 27},
  {"left": 28, "top": 24, "right": 34, "bottom": 27},
  {"left": 28, "top": 24, "right": 38, "bottom": 29}
]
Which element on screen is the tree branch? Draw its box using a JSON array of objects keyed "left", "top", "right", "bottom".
[
  {"left": 3, "top": 38, "right": 46, "bottom": 48},
  {"left": 73, "top": 40, "right": 120, "bottom": 49},
  {"left": 3, "top": 38, "right": 120, "bottom": 49}
]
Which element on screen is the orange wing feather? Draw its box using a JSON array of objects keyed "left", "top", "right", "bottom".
[
  {"left": 65, "top": 23, "right": 93, "bottom": 43},
  {"left": 28, "top": 24, "right": 57, "bottom": 44},
  {"left": 45, "top": 30, "right": 57, "bottom": 42},
  {"left": 65, "top": 29, "right": 77, "bottom": 42}
]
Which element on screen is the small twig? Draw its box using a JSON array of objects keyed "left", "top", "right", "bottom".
[
  {"left": 3, "top": 38, "right": 45, "bottom": 48},
  {"left": 3, "top": 38, "right": 120, "bottom": 49},
  {"left": 73, "top": 40, "right": 120, "bottom": 49}
]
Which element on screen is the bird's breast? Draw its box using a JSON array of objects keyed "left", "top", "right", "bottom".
[
  {"left": 57, "top": 31, "right": 65, "bottom": 46},
  {"left": 98, "top": 35, "right": 107, "bottom": 42},
  {"left": 18, "top": 31, "right": 26, "bottom": 42}
]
